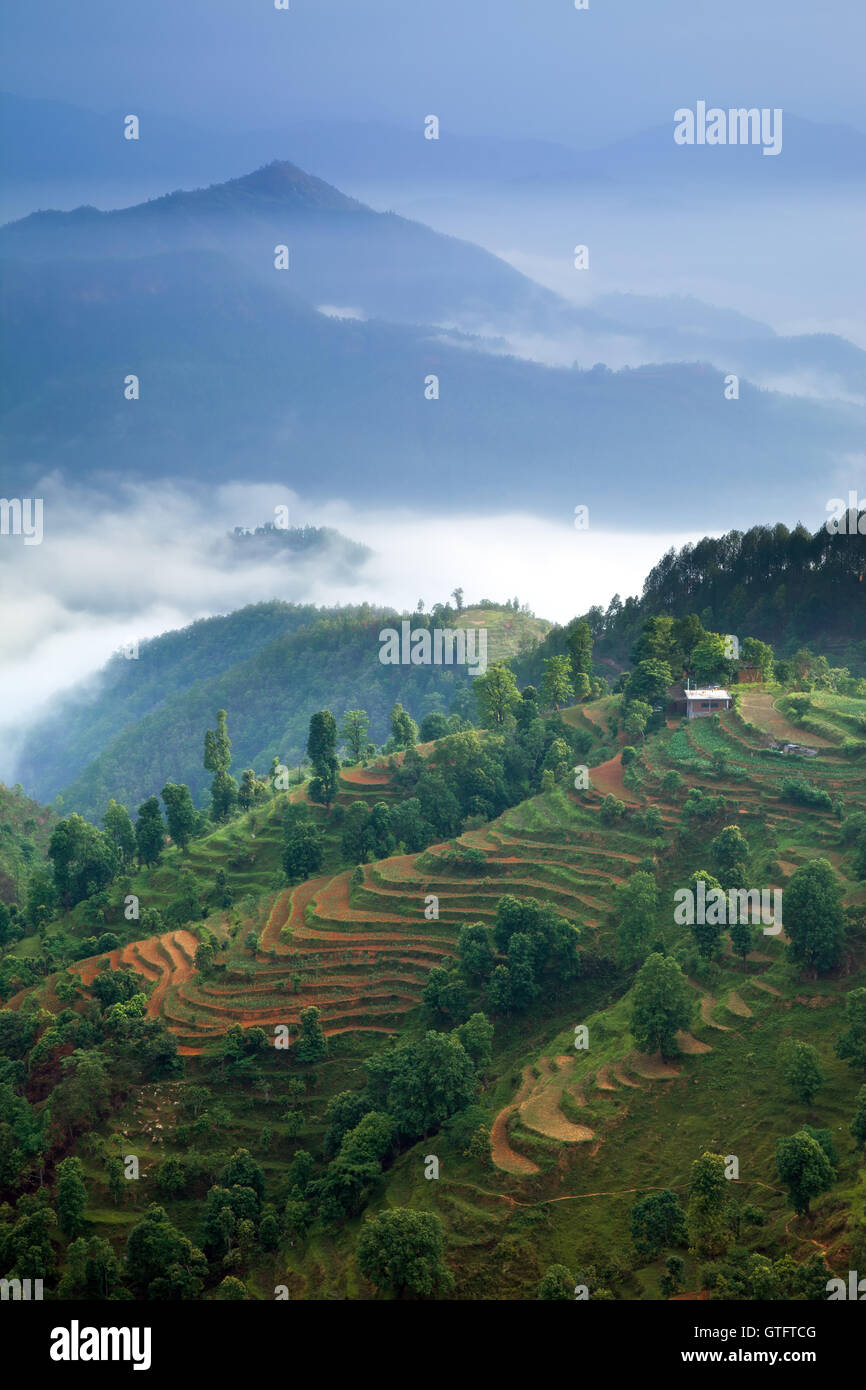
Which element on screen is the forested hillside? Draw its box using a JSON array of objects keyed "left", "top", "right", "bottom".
[
  {"left": 517, "top": 519, "right": 866, "bottom": 688},
  {"left": 17, "top": 603, "right": 548, "bottom": 820},
  {"left": 0, "top": 784, "right": 56, "bottom": 905}
]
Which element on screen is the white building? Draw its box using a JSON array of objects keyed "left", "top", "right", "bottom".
[{"left": 684, "top": 687, "right": 732, "bottom": 719}]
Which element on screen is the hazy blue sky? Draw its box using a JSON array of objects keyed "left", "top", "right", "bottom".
[{"left": 2, "top": 0, "right": 864, "bottom": 145}]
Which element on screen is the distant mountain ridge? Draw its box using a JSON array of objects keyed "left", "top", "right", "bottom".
[
  {"left": 0, "top": 246, "right": 860, "bottom": 523},
  {"left": 4, "top": 92, "right": 865, "bottom": 201},
  {"left": 0, "top": 157, "right": 568, "bottom": 334}
]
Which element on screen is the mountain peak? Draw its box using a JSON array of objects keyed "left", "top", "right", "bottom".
[{"left": 215, "top": 159, "right": 364, "bottom": 212}]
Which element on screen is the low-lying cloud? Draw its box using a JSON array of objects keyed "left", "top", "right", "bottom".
[{"left": 0, "top": 474, "right": 703, "bottom": 783}]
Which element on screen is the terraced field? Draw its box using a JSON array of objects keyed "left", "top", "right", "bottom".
[
  {"left": 137, "top": 781, "right": 653, "bottom": 1052},
  {"left": 640, "top": 704, "right": 865, "bottom": 862},
  {"left": 27, "top": 693, "right": 866, "bottom": 1103}
]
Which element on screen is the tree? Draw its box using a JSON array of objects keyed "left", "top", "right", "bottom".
[
  {"left": 389, "top": 798, "right": 431, "bottom": 854},
  {"left": 237, "top": 769, "right": 262, "bottom": 812},
  {"left": 340, "top": 709, "right": 370, "bottom": 762},
  {"left": 660, "top": 1255, "right": 686, "bottom": 1297},
  {"left": 422, "top": 966, "right": 468, "bottom": 1023},
  {"left": 296, "top": 1007, "right": 327, "bottom": 1064},
  {"left": 204, "top": 709, "right": 238, "bottom": 822},
  {"left": 216, "top": 1276, "right": 248, "bottom": 1300},
  {"left": 48, "top": 814, "right": 117, "bottom": 910},
  {"left": 419, "top": 711, "right": 450, "bottom": 742},
  {"left": 457, "top": 923, "right": 496, "bottom": 983},
  {"left": 324, "top": 1096, "right": 373, "bottom": 1158},
  {"left": 219, "top": 1149, "right": 265, "bottom": 1205},
  {"left": 357, "top": 1208, "right": 454, "bottom": 1298},
  {"left": 389, "top": 702, "right": 419, "bottom": 750},
  {"left": 779, "top": 1041, "right": 824, "bottom": 1106},
  {"left": 341, "top": 801, "right": 370, "bottom": 862},
  {"left": 507, "top": 933, "right": 539, "bottom": 1011},
  {"left": 283, "top": 821, "right": 324, "bottom": 883},
  {"left": 632, "top": 615, "right": 676, "bottom": 667},
  {"left": 681, "top": 869, "right": 726, "bottom": 959},
  {"left": 709, "top": 825, "right": 749, "bottom": 884},
  {"left": 106, "top": 1156, "right": 125, "bottom": 1205},
  {"left": 161, "top": 782, "right": 197, "bottom": 852},
  {"left": 451, "top": 588, "right": 464, "bottom": 612},
  {"left": 313, "top": 1111, "right": 395, "bottom": 1220},
  {"left": 103, "top": 800, "right": 137, "bottom": 871},
  {"left": 631, "top": 1189, "right": 687, "bottom": 1257},
  {"left": 687, "top": 1152, "right": 730, "bottom": 1258},
  {"left": 661, "top": 1256, "right": 686, "bottom": 1295},
  {"left": 573, "top": 672, "right": 591, "bottom": 701},
  {"left": 784, "top": 858, "right": 845, "bottom": 975},
  {"left": 363, "top": 800, "right": 395, "bottom": 859},
  {"left": 629, "top": 953, "right": 694, "bottom": 1058},
  {"left": 135, "top": 797, "right": 165, "bottom": 867},
  {"left": 307, "top": 710, "right": 340, "bottom": 804},
  {"left": 627, "top": 659, "right": 673, "bottom": 706},
  {"left": 537, "top": 1264, "right": 575, "bottom": 1300},
  {"left": 615, "top": 871, "right": 658, "bottom": 969},
  {"left": 623, "top": 700, "right": 652, "bottom": 742},
  {"left": 214, "top": 868, "right": 232, "bottom": 909},
  {"left": 835, "top": 988, "right": 866, "bottom": 1073},
  {"left": 455, "top": 1012, "right": 494, "bottom": 1075},
  {"left": 541, "top": 656, "right": 574, "bottom": 712},
  {"left": 56, "top": 1156, "right": 88, "bottom": 1238},
  {"left": 125, "top": 1204, "right": 208, "bottom": 1298},
  {"left": 566, "top": 619, "right": 593, "bottom": 686},
  {"left": 366, "top": 1031, "right": 477, "bottom": 1140},
  {"left": 23, "top": 866, "right": 57, "bottom": 932},
  {"left": 729, "top": 919, "right": 753, "bottom": 969},
  {"left": 775, "top": 1130, "right": 834, "bottom": 1216},
  {"left": 690, "top": 633, "right": 731, "bottom": 684},
  {"left": 51, "top": 1049, "right": 111, "bottom": 1138},
  {"left": 474, "top": 662, "right": 519, "bottom": 728}
]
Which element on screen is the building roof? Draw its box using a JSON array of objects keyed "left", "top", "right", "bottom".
[{"left": 685, "top": 688, "right": 731, "bottom": 700}]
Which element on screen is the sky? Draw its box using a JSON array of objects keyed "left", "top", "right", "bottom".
[{"left": 2, "top": 1, "right": 865, "bottom": 147}]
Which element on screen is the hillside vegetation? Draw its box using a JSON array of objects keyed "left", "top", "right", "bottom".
[
  {"left": 4, "top": 670, "right": 866, "bottom": 1300},
  {"left": 17, "top": 602, "right": 548, "bottom": 820}
]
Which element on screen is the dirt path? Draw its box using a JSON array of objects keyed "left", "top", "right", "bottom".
[{"left": 490, "top": 1068, "right": 540, "bottom": 1176}]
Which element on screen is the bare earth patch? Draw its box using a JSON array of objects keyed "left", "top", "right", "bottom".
[
  {"left": 594, "top": 1066, "right": 617, "bottom": 1091},
  {"left": 519, "top": 1057, "right": 595, "bottom": 1144},
  {"left": 491, "top": 1068, "right": 540, "bottom": 1176},
  {"left": 740, "top": 691, "right": 835, "bottom": 747},
  {"left": 626, "top": 1050, "right": 681, "bottom": 1080},
  {"left": 589, "top": 754, "right": 640, "bottom": 804}
]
